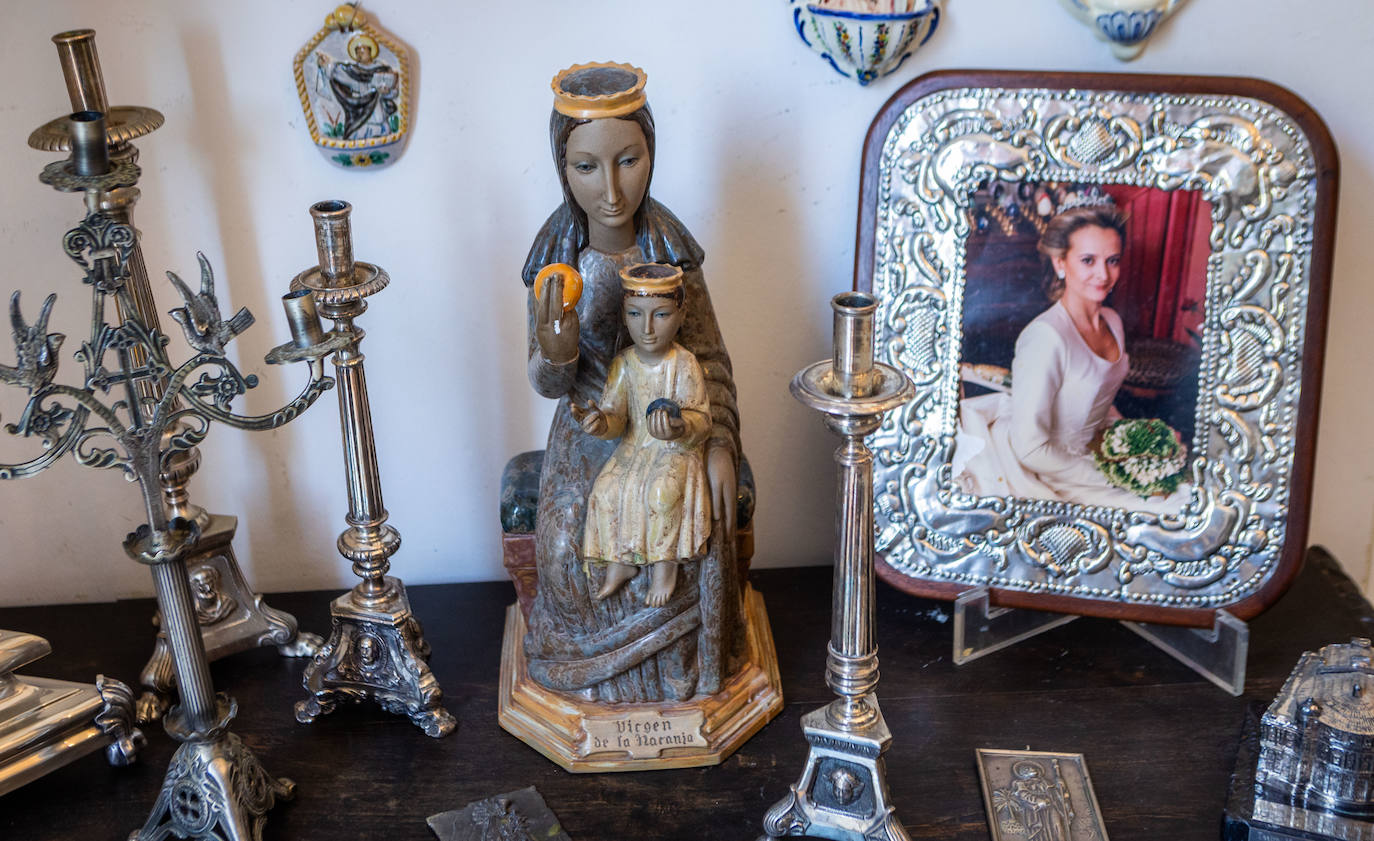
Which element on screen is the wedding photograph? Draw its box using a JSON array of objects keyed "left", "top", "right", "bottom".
[{"left": 951, "top": 181, "right": 1211, "bottom": 515}]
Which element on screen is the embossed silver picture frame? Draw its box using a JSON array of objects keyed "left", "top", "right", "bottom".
[{"left": 857, "top": 71, "right": 1337, "bottom": 626}]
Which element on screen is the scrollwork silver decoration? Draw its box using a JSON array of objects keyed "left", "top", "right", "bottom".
[
  {"left": 869, "top": 84, "right": 1323, "bottom": 612},
  {"left": 1, "top": 214, "right": 333, "bottom": 484},
  {"left": 1045, "top": 107, "right": 1141, "bottom": 171},
  {"left": 0, "top": 207, "right": 333, "bottom": 840},
  {"left": 95, "top": 675, "right": 146, "bottom": 767}
]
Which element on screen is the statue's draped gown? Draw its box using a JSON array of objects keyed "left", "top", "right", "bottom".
[
  {"left": 521, "top": 200, "right": 742, "bottom": 703},
  {"left": 582, "top": 343, "right": 713, "bottom": 568}
]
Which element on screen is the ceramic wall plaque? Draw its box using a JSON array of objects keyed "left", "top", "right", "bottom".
[
  {"left": 855, "top": 70, "right": 1337, "bottom": 626},
  {"left": 1059, "top": 0, "right": 1188, "bottom": 61},
  {"left": 790, "top": 0, "right": 942, "bottom": 86},
  {"left": 293, "top": 4, "right": 410, "bottom": 170}
]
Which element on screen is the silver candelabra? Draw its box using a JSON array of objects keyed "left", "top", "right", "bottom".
[
  {"left": 27, "top": 28, "right": 321, "bottom": 725},
  {"left": 4, "top": 110, "right": 345, "bottom": 840},
  {"left": 290, "top": 200, "right": 455, "bottom": 738},
  {"left": 761, "top": 292, "right": 915, "bottom": 841}
]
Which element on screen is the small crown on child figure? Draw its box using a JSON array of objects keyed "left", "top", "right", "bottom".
[
  {"left": 620, "top": 263, "right": 683, "bottom": 296},
  {"left": 1057, "top": 186, "right": 1116, "bottom": 214}
]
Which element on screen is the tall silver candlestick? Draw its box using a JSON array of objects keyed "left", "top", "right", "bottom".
[
  {"left": 29, "top": 28, "right": 320, "bottom": 725},
  {"left": 292, "top": 200, "right": 455, "bottom": 737},
  {"left": 761, "top": 292, "right": 914, "bottom": 841}
]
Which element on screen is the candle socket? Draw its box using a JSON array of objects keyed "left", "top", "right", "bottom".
[
  {"left": 282, "top": 290, "right": 326, "bottom": 349},
  {"left": 52, "top": 29, "right": 108, "bottom": 115},
  {"left": 68, "top": 111, "right": 110, "bottom": 177},
  {"left": 310, "top": 200, "right": 355, "bottom": 286},
  {"left": 830, "top": 292, "right": 879, "bottom": 399},
  {"left": 30, "top": 28, "right": 162, "bottom": 159}
]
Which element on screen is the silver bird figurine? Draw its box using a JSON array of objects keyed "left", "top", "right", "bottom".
[
  {"left": 0, "top": 292, "right": 65, "bottom": 392},
  {"left": 166, "top": 252, "right": 254, "bottom": 356}
]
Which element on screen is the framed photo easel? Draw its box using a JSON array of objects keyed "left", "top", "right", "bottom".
[{"left": 855, "top": 71, "right": 1337, "bottom": 685}]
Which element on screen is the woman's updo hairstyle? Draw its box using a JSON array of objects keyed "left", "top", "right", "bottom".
[{"left": 1037, "top": 199, "right": 1127, "bottom": 301}]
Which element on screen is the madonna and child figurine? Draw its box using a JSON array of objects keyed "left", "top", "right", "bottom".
[{"left": 498, "top": 62, "right": 782, "bottom": 772}]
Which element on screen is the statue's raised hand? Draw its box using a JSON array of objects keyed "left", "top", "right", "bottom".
[{"left": 535, "top": 274, "right": 580, "bottom": 365}]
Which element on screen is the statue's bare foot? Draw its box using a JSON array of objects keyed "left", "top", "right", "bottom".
[
  {"left": 645, "top": 562, "right": 678, "bottom": 607},
  {"left": 595, "top": 563, "right": 638, "bottom": 601}
]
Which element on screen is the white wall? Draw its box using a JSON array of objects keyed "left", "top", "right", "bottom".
[{"left": 1, "top": 0, "right": 1371, "bottom": 607}]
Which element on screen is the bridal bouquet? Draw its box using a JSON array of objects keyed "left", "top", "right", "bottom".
[{"left": 1093, "top": 418, "right": 1187, "bottom": 498}]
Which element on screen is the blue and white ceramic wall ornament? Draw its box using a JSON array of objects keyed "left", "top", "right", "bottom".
[
  {"left": 790, "top": 0, "right": 942, "bottom": 86},
  {"left": 1058, "top": 0, "right": 1188, "bottom": 61},
  {"left": 293, "top": 4, "right": 410, "bottom": 169}
]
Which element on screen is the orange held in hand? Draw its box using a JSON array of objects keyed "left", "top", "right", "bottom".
[{"left": 535, "top": 263, "right": 583, "bottom": 313}]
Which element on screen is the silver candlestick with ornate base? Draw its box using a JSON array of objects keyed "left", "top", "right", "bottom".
[
  {"left": 3, "top": 114, "right": 343, "bottom": 841},
  {"left": 760, "top": 292, "right": 915, "bottom": 841},
  {"left": 27, "top": 28, "right": 320, "bottom": 725},
  {"left": 291, "top": 200, "right": 455, "bottom": 738}
]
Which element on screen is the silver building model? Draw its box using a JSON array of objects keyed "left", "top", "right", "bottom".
[{"left": 1248, "top": 637, "right": 1374, "bottom": 837}]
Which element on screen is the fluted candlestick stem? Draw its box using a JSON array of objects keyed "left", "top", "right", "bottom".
[{"left": 761, "top": 291, "right": 914, "bottom": 841}]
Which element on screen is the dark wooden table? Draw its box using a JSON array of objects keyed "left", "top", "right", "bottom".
[{"left": 0, "top": 547, "right": 1367, "bottom": 840}]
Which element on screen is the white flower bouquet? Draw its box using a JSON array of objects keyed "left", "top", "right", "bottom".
[{"left": 1093, "top": 418, "right": 1187, "bottom": 498}]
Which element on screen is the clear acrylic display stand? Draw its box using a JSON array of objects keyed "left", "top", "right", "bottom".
[{"left": 952, "top": 587, "right": 1249, "bottom": 695}]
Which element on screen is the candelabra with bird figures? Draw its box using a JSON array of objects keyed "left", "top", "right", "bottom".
[
  {"left": 2, "top": 110, "right": 345, "bottom": 841},
  {"left": 26, "top": 27, "right": 324, "bottom": 725}
]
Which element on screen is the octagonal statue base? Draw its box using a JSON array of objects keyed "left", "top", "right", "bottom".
[{"left": 498, "top": 586, "right": 783, "bottom": 772}]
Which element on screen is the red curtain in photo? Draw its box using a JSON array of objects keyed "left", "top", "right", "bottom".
[{"left": 1103, "top": 185, "right": 1208, "bottom": 346}]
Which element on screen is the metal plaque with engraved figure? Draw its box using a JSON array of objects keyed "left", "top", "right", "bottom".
[
  {"left": 857, "top": 70, "right": 1337, "bottom": 626},
  {"left": 426, "top": 787, "right": 571, "bottom": 841},
  {"left": 976, "top": 749, "right": 1109, "bottom": 841}
]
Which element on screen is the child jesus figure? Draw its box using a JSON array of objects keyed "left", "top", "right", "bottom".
[{"left": 572, "top": 263, "right": 713, "bottom": 607}]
